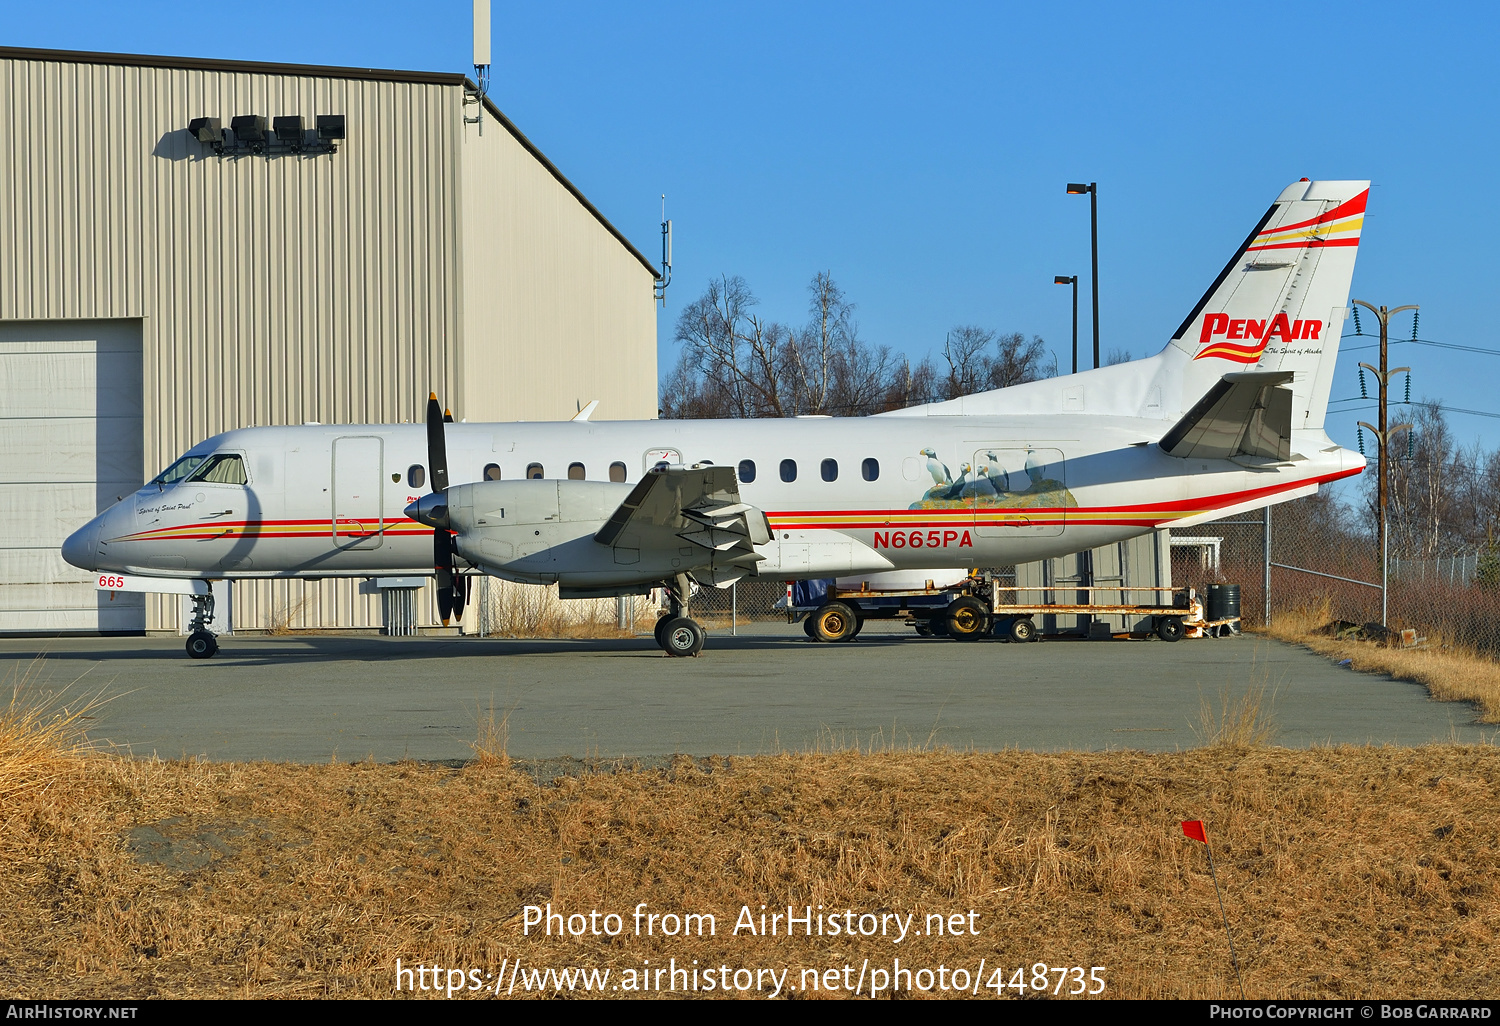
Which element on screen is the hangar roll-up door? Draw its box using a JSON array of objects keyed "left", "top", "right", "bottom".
[{"left": 0, "top": 320, "right": 145, "bottom": 632}]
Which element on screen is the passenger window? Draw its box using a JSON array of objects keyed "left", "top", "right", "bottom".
[
  {"left": 609, "top": 462, "right": 627, "bottom": 483},
  {"left": 483, "top": 463, "right": 502, "bottom": 481},
  {"left": 738, "top": 459, "right": 756, "bottom": 483},
  {"left": 408, "top": 464, "right": 426, "bottom": 488},
  {"left": 862, "top": 458, "right": 879, "bottom": 482},
  {"left": 527, "top": 463, "right": 544, "bottom": 479},
  {"left": 187, "top": 454, "right": 248, "bottom": 485},
  {"left": 568, "top": 462, "right": 586, "bottom": 480},
  {"left": 780, "top": 459, "right": 797, "bottom": 483},
  {"left": 821, "top": 458, "right": 838, "bottom": 482}
]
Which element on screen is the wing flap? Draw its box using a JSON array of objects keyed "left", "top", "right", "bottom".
[{"left": 593, "top": 464, "right": 772, "bottom": 586}]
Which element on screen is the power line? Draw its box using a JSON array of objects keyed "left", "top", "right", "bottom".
[
  {"left": 1330, "top": 397, "right": 1500, "bottom": 421},
  {"left": 1342, "top": 330, "right": 1500, "bottom": 358}
]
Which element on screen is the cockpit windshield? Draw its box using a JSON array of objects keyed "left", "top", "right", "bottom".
[
  {"left": 151, "top": 454, "right": 209, "bottom": 489},
  {"left": 149, "top": 451, "right": 247, "bottom": 488},
  {"left": 185, "top": 454, "right": 247, "bottom": 485}
]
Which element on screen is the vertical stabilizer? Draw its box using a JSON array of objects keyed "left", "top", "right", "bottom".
[{"left": 1168, "top": 179, "right": 1368, "bottom": 432}]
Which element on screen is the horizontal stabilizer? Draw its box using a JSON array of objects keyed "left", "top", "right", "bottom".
[{"left": 1160, "top": 371, "right": 1295, "bottom": 461}]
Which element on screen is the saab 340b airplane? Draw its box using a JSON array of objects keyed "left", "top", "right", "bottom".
[{"left": 64, "top": 178, "right": 1369, "bottom": 658}]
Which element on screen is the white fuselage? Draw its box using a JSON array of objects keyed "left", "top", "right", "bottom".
[{"left": 64, "top": 412, "right": 1361, "bottom": 589}]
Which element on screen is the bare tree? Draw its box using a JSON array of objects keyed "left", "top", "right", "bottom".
[
  {"left": 662, "top": 273, "right": 1054, "bottom": 418},
  {"left": 983, "top": 332, "right": 1052, "bottom": 390},
  {"left": 941, "top": 326, "right": 994, "bottom": 398}
]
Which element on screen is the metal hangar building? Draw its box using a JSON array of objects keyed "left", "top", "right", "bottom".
[{"left": 0, "top": 45, "right": 661, "bottom": 634}]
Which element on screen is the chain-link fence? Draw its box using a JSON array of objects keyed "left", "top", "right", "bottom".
[
  {"left": 685, "top": 578, "right": 788, "bottom": 625},
  {"left": 1173, "top": 496, "right": 1500, "bottom": 655}
]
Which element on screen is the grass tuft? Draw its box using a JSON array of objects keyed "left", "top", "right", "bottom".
[
  {"left": 0, "top": 658, "right": 108, "bottom": 799},
  {"left": 469, "top": 699, "right": 512, "bottom": 768}
]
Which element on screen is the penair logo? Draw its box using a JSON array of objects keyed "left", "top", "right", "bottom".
[{"left": 1195, "top": 312, "right": 1321, "bottom": 364}]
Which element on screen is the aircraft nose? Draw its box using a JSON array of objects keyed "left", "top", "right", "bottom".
[
  {"left": 405, "top": 494, "right": 449, "bottom": 528},
  {"left": 62, "top": 519, "right": 102, "bottom": 572}
]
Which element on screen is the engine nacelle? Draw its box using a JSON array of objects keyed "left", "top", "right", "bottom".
[{"left": 433, "top": 479, "right": 629, "bottom": 584}]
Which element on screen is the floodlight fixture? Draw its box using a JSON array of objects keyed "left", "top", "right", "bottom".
[
  {"left": 273, "top": 115, "right": 305, "bottom": 151},
  {"left": 186, "top": 117, "right": 223, "bottom": 153},
  {"left": 316, "top": 114, "right": 346, "bottom": 142},
  {"left": 231, "top": 115, "right": 268, "bottom": 152}
]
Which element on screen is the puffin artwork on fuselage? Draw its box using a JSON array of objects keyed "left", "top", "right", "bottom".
[
  {"left": 63, "top": 179, "right": 1373, "bottom": 660},
  {"left": 911, "top": 448, "right": 1078, "bottom": 509}
]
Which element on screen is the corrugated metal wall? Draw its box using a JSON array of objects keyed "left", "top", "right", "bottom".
[
  {"left": 1015, "top": 531, "right": 1173, "bottom": 633},
  {"left": 0, "top": 50, "right": 658, "bottom": 633},
  {"left": 459, "top": 105, "right": 658, "bottom": 423}
]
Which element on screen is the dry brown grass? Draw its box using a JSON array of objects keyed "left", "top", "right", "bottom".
[
  {"left": 266, "top": 599, "right": 308, "bottom": 636},
  {"left": 483, "top": 581, "right": 650, "bottom": 640},
  {"left": 0, "top": 658, "right": 106, "bottom": 800},
  {"left": 1266, "top": 601, "right": 1500, "bottom": 723},
  {"left": 469, "top": 700, "right": 512, "bottom": 769},
  {"left": 1, "top": 740, "right": 1497, "bottom": 1000}
]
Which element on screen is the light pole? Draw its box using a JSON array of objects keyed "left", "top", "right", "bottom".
[
  {"left": 1352, "top": 299, "right": 1417, "bottom": 626},
  {"left": 1054, "top": 275, "right": 1079, "bottom": 374},
  {"left": 1066, "top": 182, "right": 1099, "bottom": 369}
]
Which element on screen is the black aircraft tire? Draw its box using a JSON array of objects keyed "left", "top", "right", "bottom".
[
  {"left": 662, "top": 617, "right": 705, "bottom": 657},
  {"left": 654, "top": 613, "right": 674, "bottom": 648},
  {"left": 186, "top": 631, "right": 218, "bottom": 660}
]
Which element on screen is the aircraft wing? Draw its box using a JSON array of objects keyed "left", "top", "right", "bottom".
[
  {"left": 1159, "top": 371, "right": 1297, "bottom": 463},
  {"left": 594, "top": 464, "right": 772, "bottom": 587}
]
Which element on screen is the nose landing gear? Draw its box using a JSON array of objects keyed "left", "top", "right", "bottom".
[{"left": 185, "top": 592, "right": 219, "bottom": 659}]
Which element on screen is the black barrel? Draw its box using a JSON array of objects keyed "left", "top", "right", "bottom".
[{"left": 1206, "top": 583, "right": 1240, "bottom": 621}]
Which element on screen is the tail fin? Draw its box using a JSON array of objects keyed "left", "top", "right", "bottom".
[{"left": 1169, "top": 179, "right": 1368, "bottom": 432}]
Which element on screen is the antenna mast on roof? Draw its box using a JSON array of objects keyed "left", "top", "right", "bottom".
[
  {"left": 655, "top": 194, "right": 672, "bottom": 306},
  {"left": 466, "top": 0, "right": 491, "bottom": 134}
]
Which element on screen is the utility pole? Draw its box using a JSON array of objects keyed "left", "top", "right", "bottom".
[{"left": 1353, "top": 299, "right": 1416, "bottom": 626}]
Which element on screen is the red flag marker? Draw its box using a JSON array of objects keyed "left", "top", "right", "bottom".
[{"left": 1179, "top": 818, "right": 1244, "bottom": 998}]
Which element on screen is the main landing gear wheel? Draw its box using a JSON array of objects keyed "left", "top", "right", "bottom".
[
  {"left": 810, "top": 601, "right": 858, "bottom": 643},
  {"left": 1155, "top": 616, "right": 1185, "bottom": 643},
  {"left": 185, "top": 630, "right": 218, "bottom": 659},
  {"left": 1008, "top": 617, "right": 1037, "bottom": 644},
  {"left": 654, "top": 613, "right": 675, "bottom": 648},
  {"left": 660, "top": 617, "right": 705, "bottom": 657},
  {"left": 945, "top": 596, "right": 990, "bottom": 641}
]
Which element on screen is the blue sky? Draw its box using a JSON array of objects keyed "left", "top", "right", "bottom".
[{"left": 8, "top": 2, "right": 1499, "bottom": 455}]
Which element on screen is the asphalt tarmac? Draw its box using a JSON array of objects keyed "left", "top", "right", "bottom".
[{"left": 3, "top": 624, "right": 1492, "bottom": 762}]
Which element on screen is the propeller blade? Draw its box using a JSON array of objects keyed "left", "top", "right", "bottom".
[
  {"left": 427, "top": 391, "right": 455, "bottom": 625},
  {"left": 435, "top": 529, "right": 455, "bottom": 626},
  {"left": 452, "top": 574, "right": 468, "bottom": 620},
  {"left": 426, "top": 392, "right": 450, "bottom": 494}
]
